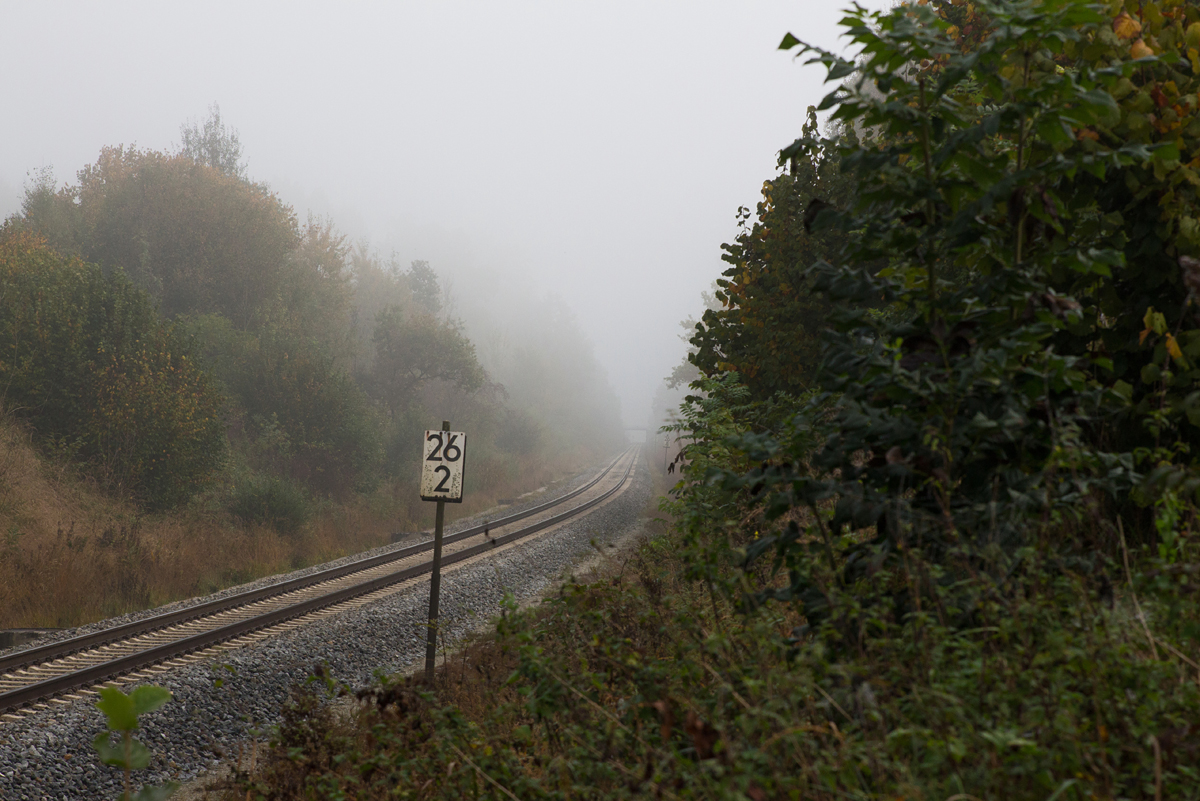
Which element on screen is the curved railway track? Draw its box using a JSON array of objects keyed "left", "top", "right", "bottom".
[{"left": 0, "top": 449, "right": 636, "bottom": 716}]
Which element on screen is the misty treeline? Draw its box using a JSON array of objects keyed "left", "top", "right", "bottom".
[{"left": 0, "top": 107, "right": 623, "bottom": 517}]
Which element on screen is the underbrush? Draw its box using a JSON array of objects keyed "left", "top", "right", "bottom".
[{"left": 215, "top": 514, "right": 1200, "bottom": 800}]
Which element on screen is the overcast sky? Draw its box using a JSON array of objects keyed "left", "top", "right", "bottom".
[{"left": 1, "top": 1, "right": 889, "bottom": 427}]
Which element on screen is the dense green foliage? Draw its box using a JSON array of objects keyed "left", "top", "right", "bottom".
[
  {"left": 228, "top": 473, "right": 312, "bottom": 536},
  {"left": 691, "top": 108, "right": 858, "bottom": 399},
  {"left": 369, "top": 307, "right": 485, "bottom": 420},
  {"left": 24, "top": 144, "right": 301, "bottom": 328},
  {"left": 662, "top": 0, "right": 1200, "bottom": 794},
  {"left": 0, "top": 229, "right": 225, "bottom": 509}
]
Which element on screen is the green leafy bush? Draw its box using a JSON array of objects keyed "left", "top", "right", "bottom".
[
  {"left": 691, "top": 0, "right": 1188, "bottom": 624},
  {"left": 229, "top": 473, "right": 311, "bottom": 535}
]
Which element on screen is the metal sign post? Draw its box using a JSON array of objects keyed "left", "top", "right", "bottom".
[{"left": 420, "top": 421, "right": 466, "bottom": 683}]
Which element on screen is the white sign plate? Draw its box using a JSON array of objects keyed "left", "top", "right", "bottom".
[{"left": 420, "top": 430, "right": 466, "bottom": 503}]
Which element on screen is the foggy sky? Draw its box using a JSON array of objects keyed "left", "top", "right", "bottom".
[{"left": 1, "top": 1, "right": 889, "bottom": 427}]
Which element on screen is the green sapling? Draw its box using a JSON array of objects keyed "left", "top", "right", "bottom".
[{"left": 92, "top": 685, "right": 180, "bottom": 801}]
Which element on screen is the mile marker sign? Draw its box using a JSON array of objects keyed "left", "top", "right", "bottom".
[{"left": 420, "top": 429, "right": 466, "bottom": 503}]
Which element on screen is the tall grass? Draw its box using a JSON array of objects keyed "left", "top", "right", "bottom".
[{"left": 0, "top": 409, "right": 609, "bottom": 630}]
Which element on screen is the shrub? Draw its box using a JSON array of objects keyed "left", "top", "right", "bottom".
[
  {"left": 223, "top": 525, "right": 1200, "bottom": 800},
  {"left": 229, "top": 473, "right": 310, "bottom": 535}
]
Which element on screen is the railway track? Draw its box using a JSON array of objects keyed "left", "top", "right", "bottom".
[{"left": 0, "top": 449, "right": 636, "bottom": 717}]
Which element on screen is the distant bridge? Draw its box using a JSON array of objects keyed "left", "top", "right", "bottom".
[{"left": 623, "top": 427, "right": 650, "bottom": 443}]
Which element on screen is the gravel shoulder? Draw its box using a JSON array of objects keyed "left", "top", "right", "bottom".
[{"left": 0, "top": 453, "right": 651, "bottom": 801}]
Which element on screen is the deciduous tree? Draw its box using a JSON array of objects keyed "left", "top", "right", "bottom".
[{"left": 0, "top": 228, "right": 225, "bottom": 509}]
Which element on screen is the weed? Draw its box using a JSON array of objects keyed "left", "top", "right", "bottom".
[{"left": 92, "top": 685, "right": 179, "bottom": 800}]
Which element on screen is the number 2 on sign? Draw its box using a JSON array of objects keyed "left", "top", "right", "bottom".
[{"left": 432, "top": 465, "right": 451, "bottom": 492}]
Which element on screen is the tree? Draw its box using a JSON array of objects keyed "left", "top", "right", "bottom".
[
  {"left": 13, "top": 166, "right": 85, "bottom": 257},
  {"left": 667, "top": 284, "right": 723, "bottom": 390},
  {"left": 369, "top": 307, "right": 486, "bottom": 418},
  {"left": 72, "top": 145, "right": 299, "bottom": 327},
  {"left": 278, "top": 215, "right": 354, "bottom": 361},
  {"left": 178, "top": 103, "right": 246, "bottom": 179},
  {"left": 0, "top": 228, "right": 226, "bottom": 509},
  {"left": 677, "top": 0, "right": 1184, "bottom": 628},
  {"left": 407, "top": 260, "right": 442, "bottom": 316},
  {"left": 690, "top": 107, "right": 861, "bottom": 400}
]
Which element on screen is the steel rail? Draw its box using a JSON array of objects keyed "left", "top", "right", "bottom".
[
  {"left": 0, "top": 449, "right": 626, "bottom": 677},
  {"left": 0, "top": 451, "right": 636, "bottom": 713}
]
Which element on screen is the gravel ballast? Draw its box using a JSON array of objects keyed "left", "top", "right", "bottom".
[{"left": 0, "top": 455, "right": 651, "bottom": 800}]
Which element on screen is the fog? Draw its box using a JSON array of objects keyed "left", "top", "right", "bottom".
[{"left": 1, "top": 1, "right": 888, "bottom": 427}]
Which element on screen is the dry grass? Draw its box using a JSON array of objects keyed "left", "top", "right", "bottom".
[{"left": 0, "top": 411, "right": 609, "bottom": 630}]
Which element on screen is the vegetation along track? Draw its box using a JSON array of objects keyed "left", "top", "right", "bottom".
[{"left": 0, "top": 449, "right": 636, "bottom": 717}]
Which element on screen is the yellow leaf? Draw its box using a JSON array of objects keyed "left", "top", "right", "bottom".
[
  {"left": 1188, "top": 22, "right": 1200, "bottom": 50},
  {"left": 1131, "top": 39, "right": 1155, "bottom": 59},
  {"left": 1140, "top": 328, "right": 1152, "bottom": 345},
  {"left": 1167, "top": 332, "right": 1184, "bottom": 363},
  {"left": 1114, "top": 12, "right": 1142, "bottom": 40}
]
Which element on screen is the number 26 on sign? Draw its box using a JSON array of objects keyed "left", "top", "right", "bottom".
[{"left": 420, "top": 430, "right": 466, "bottom": 502}]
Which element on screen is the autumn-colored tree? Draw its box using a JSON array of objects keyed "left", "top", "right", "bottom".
[
  {"left": 15, "top": 167, "right": 86, "bottom": 258},
  {"left": 70, "top": 145, "right": 300, "bottom": 328}
]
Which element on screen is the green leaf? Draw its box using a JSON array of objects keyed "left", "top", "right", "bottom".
[
  {"left": 1045, "top": 780, "right": 1079, "bottom": 801},
  {"left": 827, "top": 60, "right": 858, "bottom": 81},
  {"left": 1034, "top": 115, "right": 1073, "bottom": 148},
  {"left": 1153, "top": 140, "right": 1181, "bottom": 163},
  {"left": 96, "top": 687, "right": 138, "bottom": 731},
  {"left": 93, "top": 731, "right": 129, "bottom": 769},
  {"left": 133, "top": 782, "right": 180, "bottom": 801},
  {"left": 779, "top": 32, "right": 800, "bottom": 51},
  {"left": 126, "top": 738, "right": 152, "bottom": 770},
  {"left": 93, "top": 731, "right": 153, "bottom": 771},
  {"left": 130, "top": 685, "right": 172, "bottom": 717}
]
